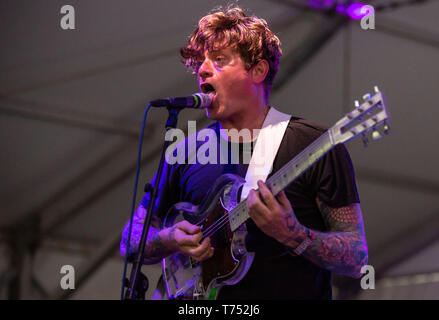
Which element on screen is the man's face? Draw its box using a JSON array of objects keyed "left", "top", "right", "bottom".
[{"left": 197, "top": 46, "right": 255, "bottom": 121}]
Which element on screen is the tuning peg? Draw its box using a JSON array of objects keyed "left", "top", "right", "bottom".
[
  {"left": 383, "top": 121, "right": 390, "bottom": 135},
  {"left": 355, "top": 100, "right": 364, "bottom": 112},
  {"left": 372, "top": 129, "right": 382, "bottom": 141},
  {"left": 374, "top": 86, "right": 380, "bottom": 93},
  {"left": 362, "top": 133, "right": 369, "bottom": 147},
  {"left": 362, "top": 93, "right": 372, "bottom": 100}
]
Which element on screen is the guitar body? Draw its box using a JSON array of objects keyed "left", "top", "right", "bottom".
[{"left": 162, "top": 173, "right": 254, "bottom": 300}]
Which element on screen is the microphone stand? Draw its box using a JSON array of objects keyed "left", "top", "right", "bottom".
[{"left": 124, "top": 105, "right": 181, "bottom": 300}]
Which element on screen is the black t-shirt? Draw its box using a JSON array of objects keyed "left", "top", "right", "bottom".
[{"left": 141, "top": 116, "right": 359, "bottom": 299}]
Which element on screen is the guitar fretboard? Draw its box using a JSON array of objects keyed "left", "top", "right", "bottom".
[{"left": 229, "top": 131, "right": 333, "bottom": 232}]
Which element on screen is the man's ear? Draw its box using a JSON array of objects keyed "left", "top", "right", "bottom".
[{"left": 251, "top": 59, "right": 269, "bottom": 84}]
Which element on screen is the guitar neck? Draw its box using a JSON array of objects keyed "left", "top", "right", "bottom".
[{"left": 229, "top": 131, "right": 334, "bottom": 232}]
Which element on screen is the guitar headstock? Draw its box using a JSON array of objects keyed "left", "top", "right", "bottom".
[{"left": 330, "top": 86, "right": 390, "bottom": 147}]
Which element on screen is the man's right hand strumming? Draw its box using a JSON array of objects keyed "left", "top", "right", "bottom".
[
  {"left": 160, "top": 221, "right": 214, "bottom": 262},
  {"left": 121, "top": 205, "right": 214, "bottom": 264}
]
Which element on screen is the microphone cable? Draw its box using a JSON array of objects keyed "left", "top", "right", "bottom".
[{"left": 120, "top": 102, "right": 152, "bottom": 300}]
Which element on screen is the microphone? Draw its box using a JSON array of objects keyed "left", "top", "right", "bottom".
[{"left": 150, "top": 93, "right": 212, "bottom": 109}]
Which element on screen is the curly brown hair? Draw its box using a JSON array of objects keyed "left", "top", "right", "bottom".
[{"left": 180, "top": 5, "right": 282, "bottom": 101}]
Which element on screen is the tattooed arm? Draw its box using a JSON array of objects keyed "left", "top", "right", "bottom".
[
  {"left": 283, "top": 198, "right": 368, "bottom": 278},
  {"left": 120, "top": 205, "right": 173, "bottom": 264},
  {"left": 248, "top": 181, "right": 368, "bottom": 278},
  {"left": 120, "top": 204, "right": 214, "bottom": 265}
]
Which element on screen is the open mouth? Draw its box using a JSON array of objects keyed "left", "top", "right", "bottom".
[{"left": 200, "top": 83, "right": 216, "bottom": 95}]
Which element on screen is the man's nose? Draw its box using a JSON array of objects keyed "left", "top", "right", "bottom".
[{"left": 198, "top": 59, "right": 213, "bottom": 80}]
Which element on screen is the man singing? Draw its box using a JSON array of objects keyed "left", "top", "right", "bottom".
[{"left": 121, "top": 5, "right": 368, "bottom": 299}]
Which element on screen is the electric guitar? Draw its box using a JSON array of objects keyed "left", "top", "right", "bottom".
[{"left": 161, "top": 87, "right": 390, "bottom": 299}]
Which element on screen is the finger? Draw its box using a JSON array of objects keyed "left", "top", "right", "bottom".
[
  {"left": 197, "top": 241, "right": 214, "bottom": 262},
  {"left": 246, "top": 189, "right": 257, "bottom": 208},
  {"left": 257, "top": 180, "right": 277, "bottom": 209},
  {"left": 247, "top": 190, "right": 271, "bottom": 226},
  {"left": 246, "top": 189, "right": 265, "bottom": 214},
  {"left": 177, "top": 231, "right": 202, "bottom": 247},
  {"left": 190, "top": 237, "right": 214, "bottom": 261},
  {"left": 188, "top": 237, "right": 211, "bottom": 259},
  {"left": 196, "top": 246, "right": 215, "bottom": 262},
  {"left": 177, "top": 220, "right": 201, "bottom": 234},
  {"left": 276, "top": 190, "right": 293, "bottom": 211}
]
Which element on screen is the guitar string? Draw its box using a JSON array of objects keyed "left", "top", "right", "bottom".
[
  {"left": 202, "top": 102, "right": 380, "bottom": 237},
  {"left": 195, "top": 206, "right": 232, "bottom": 237},
  {"left": 196, "top": 212, "right": 227, "bottom": 235},
  {"left": 277, "top": 115, "right": 379, "bottom": 183},
  {"left": 249, "top": 132, "right": 330, "bottom": 200},
  {"left": 197, "top": 133, "right": 331, "bottom": 240},
  {"left": 200, "top": 121, "right": 375, "bottom": 239},
  {"left": 200, "top": 202, "right": 244, "bottom": 239},
  {"left": 201, "top": 145, "right": 326, "bottom": 239},
  {"left": 201, "top": 205, "right": 241, "bottom": 239},
  {"left": 199, "top": 134, "right": 330, "bottom": 239},
  {"left": 271, "top": 132, "right": 330, "bottom": 182},
  {"left": 201, "top": 201, "right": 248, "bottom": 240}
]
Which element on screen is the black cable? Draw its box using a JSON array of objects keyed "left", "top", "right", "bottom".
[{"left": 120, "top": 102, "right": 152, "bottom": 300}]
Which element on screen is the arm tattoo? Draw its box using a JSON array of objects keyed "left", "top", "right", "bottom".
[
  {"left": 297, "top": 199, "right": 368, "bottom": 278},
  {"left": 282, "top": 212, "right": 307, "bottom": 248},
  {"left": 120, "top": 205, "right": 175, "bottom": 265}
]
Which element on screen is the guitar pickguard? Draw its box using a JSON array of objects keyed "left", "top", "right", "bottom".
[{"left": 162, "top": 174, "right": 254, "bottom": 299}]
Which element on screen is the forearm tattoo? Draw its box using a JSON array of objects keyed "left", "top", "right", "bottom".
[
  {"left": 298, "top": 199, "right": 368, "bottom": 278},
  {"left": 121, "top": 206, "right": 174, "bottom": 264},
  {"left": 282, "top": 212, "right": 307, "bottom": 248}
]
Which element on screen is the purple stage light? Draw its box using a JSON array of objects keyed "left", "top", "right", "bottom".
[
  {"left": 308, "top": 0, "right": 373, "bottom": 21},
  {"left": 344, "top": 2, "right": 373, "bottom": 20}
]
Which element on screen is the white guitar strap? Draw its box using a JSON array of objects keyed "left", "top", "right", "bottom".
[{"left": 241, "top": 107, "right": 291, "bottom": 199}]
